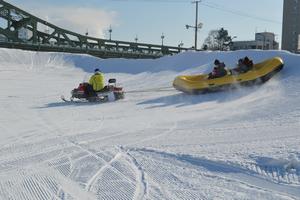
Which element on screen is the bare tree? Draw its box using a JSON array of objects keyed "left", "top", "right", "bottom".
[
  {"left": 202, "top": 29, "right": 219, "bottom": 50},
  {"left": 202, "top": 28, "right": 233, "bottom": 51}
]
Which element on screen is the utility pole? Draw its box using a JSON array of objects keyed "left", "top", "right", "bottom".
[
  {"left": 186, "top": 0, "right": 203, "bottom": 50},
  {"left": 193, "top": 0, "right": 200, "bottom": 50}
]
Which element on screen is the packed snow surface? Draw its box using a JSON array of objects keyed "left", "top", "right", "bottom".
[{"left": 0, "top": 48, "right": 299, "bottom": 200}]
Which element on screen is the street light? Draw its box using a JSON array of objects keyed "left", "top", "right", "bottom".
[
  {"left": 186, "top": 22, "right": 203, "bottom": 49},
  {"left": 161, "top": 33, "right": 165, "bottom": 46},
  {"left": 178, "top": 41, "right": 184, "bottom": 48},
  {"left": 108, "top": 25, "right": 112, "bottom": 40}
]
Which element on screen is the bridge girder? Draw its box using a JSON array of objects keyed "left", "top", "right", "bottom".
[{"left": 0, "top": 0, "right": 188, "bottom": 59}]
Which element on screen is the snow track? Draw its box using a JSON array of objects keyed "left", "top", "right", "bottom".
[
  {"left": 0, "top": 49, "right": 300, "bottom": 199},
  {"left": 129, "top": 148, "right": 300, "bottom": 199},
  {"left": 4, "top": 132, "right": 298, "bottom": 199},
  {"left": 0, "top": 138, "right": 148, "bottom": 200}
]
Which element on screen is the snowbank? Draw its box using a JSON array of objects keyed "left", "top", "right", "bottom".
[
  {"left": 1, "top": 48, "right": 300, "bottom": 76},
  {"left": 0, "top": 48, "right": 300, "bottom": 199}
]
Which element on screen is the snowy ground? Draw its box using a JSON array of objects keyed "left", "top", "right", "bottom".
[{"left": 0, "top": 48, "right": 299, "bottom": 200}]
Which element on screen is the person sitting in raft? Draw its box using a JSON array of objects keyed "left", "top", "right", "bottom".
[
  {"left": 208, "top": 59, "right": 227, "bottom": 79},
  {"left": 231, "top": 56, "right": 254, "bottom": 75},
  {"left": 243, "top": 56, "right": 254, "bottom": 70}
]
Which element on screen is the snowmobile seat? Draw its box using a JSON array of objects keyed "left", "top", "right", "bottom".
[
  {"left": 108, "top": 79, "right": 116, "bottom": 84},
  {"left": 108, "top": 79, "right": 117, "bottom": 87}
]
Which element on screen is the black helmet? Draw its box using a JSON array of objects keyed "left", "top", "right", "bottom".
[
  {"left": 94, "top": 68, "right": 100, "bottom": 73},
  {"left": 214, "top": 59, "right": 220, "bottom": 65}
]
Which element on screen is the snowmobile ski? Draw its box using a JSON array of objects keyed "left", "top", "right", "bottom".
[
  {"left": 61, "top": 95, "right": 89, "bottom": 103},
  {"left": 61, "top": 95, "right": 69, "bottom": 102}
]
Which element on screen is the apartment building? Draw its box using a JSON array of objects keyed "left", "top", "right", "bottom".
[{"left": 282, "top": 0, "right": 300, "bottom": 53}]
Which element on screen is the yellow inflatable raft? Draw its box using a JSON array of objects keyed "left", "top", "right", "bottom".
[{"left": 173, "top": 57, "right": 284, "bottom": 94}]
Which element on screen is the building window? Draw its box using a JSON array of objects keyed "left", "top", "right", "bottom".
[{"left": 298, "top": 34, "right": 300, "bottom": 50}]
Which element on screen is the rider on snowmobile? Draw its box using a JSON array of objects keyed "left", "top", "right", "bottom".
[
  {"left": 85, "top": 68, "right": 105, "bottom": 97},
  {"left": 89, "top": 68, "right": 105, "bottom": 91}
]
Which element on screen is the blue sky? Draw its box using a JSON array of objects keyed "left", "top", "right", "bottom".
[{"left": 8, "top": 0, "right": 283, "bottom": 48}]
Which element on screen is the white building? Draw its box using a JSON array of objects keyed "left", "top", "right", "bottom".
[{"left": 231, "top": 32, "right": 279, "bottom": 50}]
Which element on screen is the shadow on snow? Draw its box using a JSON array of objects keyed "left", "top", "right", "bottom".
[
  {"left": 138, "top": 86, "right": 260, "bottom": 109},
  {"left": 35, "top": 101, "right": 104, "bottom": 109}
]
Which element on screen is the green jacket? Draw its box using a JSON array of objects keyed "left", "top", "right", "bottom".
[{"left": 89, "top": 72, "right": 105, "bottom": 91}]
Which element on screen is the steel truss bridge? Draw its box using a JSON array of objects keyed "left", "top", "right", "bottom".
[{"left": 0, "top": 0, "right": 188, "bottom": 59}]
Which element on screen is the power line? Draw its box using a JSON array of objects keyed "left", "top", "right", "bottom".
[
  {"left": 200, "top": 2, "right": 282, "bottom": 24},
  {"left": 108, "top": 0, "right": 281, "bottom": 24},
  {"left": 109, "top": 0, "right": 187, "bottom": 3}
]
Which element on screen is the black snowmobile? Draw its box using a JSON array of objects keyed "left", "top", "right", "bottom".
[{"left": 61, "top": 79, "right": 125, "bottom": 103}]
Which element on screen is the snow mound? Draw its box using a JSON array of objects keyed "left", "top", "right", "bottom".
[
  {"left": 255, "top": 155, "right": 300, "bottom": 173},
  {"left": 0, "top": 48, "right": 300, "bottom": 199},
  {"left": 1, "top": 48, "right": 300, "bottom": 76}
]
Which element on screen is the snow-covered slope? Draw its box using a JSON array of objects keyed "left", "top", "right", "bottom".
[{"left": 0, "top": 48, "right": 299, "bottom": 200}]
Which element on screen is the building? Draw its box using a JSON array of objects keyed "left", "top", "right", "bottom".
[
  {"left": 255, "top": 32, "right": 279, "bottom": 50},
  {"left": 231, "top": 32, "right": 279, "bottom": 50},
  {"left": 282, "top": 0, "right": 300, "bottom": 53},
  {"left": 282, "top": 0, "right": 300, "bottom": 52}
]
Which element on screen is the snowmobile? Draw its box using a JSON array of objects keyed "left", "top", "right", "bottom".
[{"left": 61, "top": 79, "right": 125, "bottom": 103}]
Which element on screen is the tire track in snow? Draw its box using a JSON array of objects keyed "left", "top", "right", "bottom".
[
  {"left": 0, "top": 168, "right": 64, "bottom": 200},
  {"left": 0, "top": 137, "right": 92, "bottom": 199},
  {"left": 104, "top": 122, "right": 180, "bottom": 199},
  {"left": 128, "top": 149, "right": 204, "bottom": 200},
  {"left": 70, "top": 141, "right": 143, "bottom": 199},
  {"left": 85, "top": 152, "right": 123, "bottom": 192},
  {"left": 5, "top": 93, "right": 168, "bottom": 199},
  {"left": 0, "top": 133, "right": 144, "bottom": 199},
  {"left": 30, "top": 108, "right": 143, "bottom": 198},
  {"left": 0, "top": 144, "right": 76, "bottom": 199},
  {"left": 84, "top": 149, "right": 147, "bottom": 200},
  {"left": 120, "top": 147, "right": 148, "bottom": 200},
  {"left": 131, "top": 148, "right": 300, "bottom": 199}
]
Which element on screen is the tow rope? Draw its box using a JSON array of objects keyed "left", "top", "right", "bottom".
[{"left": 125, "top": 86, "right": 174, "bottom": 93}]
